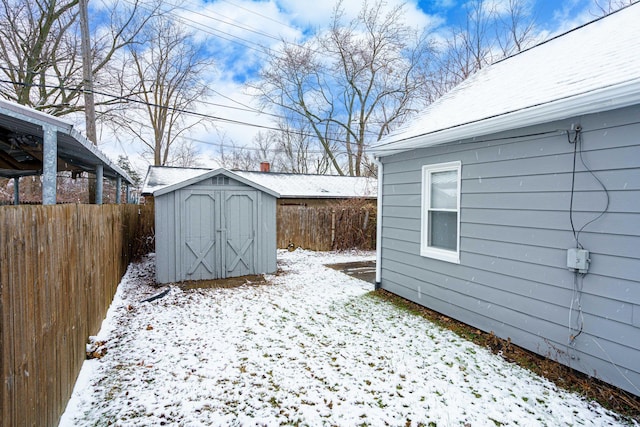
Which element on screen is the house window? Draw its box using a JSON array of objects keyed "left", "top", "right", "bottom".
[{"left": 421, "top": 161, "right": 461, "bottom": 263}]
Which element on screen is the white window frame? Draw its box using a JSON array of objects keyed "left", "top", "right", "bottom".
[{"left": 420, "top": 161, "right": 461, "bottom": 264}]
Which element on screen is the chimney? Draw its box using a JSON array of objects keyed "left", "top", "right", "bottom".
[{"left": 260, "top": 161, "right": 270, "bottom": 173}]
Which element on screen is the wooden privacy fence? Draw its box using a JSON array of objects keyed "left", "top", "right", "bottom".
[
  {"left": 277, "top": 201, "right": 376, "bottom": 251},
  {"left": 0, "top": 203, "right": 154, "bottom": 427}
]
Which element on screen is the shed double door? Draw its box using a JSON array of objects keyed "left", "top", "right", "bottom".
[{"left": 179, "top": 189, "right": 257, "bottom": 281}]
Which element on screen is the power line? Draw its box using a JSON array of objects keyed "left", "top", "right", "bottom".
[
  {"left": 0, "top": 63, "right": 286, "bottom": 120},
  {"left": 175, "top": 133, "right": 353, "bottom": 155},
  {"left": 121, "top": 0, "right": 329, "bottom": 61},
  {"left": 218, "top": 0, "right": 296, "bottom": 30},
  {"left": 0, "top": 78, "right": 375, "bottom": 148},
  {"left": 206, "top": 88, "right": 284, "bottom": 119},
  {"left": 0, "top": 64, "right": 385, "bottom": 140},
  {"left": 160, "top": 0, "right": 284, "bottom": 42},
  {"left": 122, "top": 0, "right": 276, "bottom": 55}
]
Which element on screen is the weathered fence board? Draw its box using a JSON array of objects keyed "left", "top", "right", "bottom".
[
  {"left": 277, "top": 202, "right": 376, "bottom": 251},
  {"left": 0, "top": 204, "right": 154, "bottom": 427}
]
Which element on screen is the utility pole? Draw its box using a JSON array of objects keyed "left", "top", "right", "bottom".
[{"left": 79, "top": 0, "right": 99, "bottom": 203}]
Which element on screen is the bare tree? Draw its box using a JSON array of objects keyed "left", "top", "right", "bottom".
[
  {"left": 251, "top": 131, "right": 286, "bottom": 172},
  {"left": 169, "top": 139, "right": 201, "bottom": 168},
  {"left": 272, "top": 124, "right": 312, "bottom": 174},
  {"left": 592, "top": 0, "right": 637, "bottom": 15},
  {"left": 110, "top": 18, "right": 214, "bottom": 166},
  {"left": 250, "top": 0, "right": 436, "bottom": 176},
  {"left": 496, "top": 0, "right": 537, "bottom": 56},
  {"left": 216, "top": 134, "right": 258, "bottom": 171},
  {"left": 436, "top": 0, "right": 538, "bottom": 93},
  {"left": 0, "top": 0, "right": 155, "bottom": 116},
  {"left": 437, "top": 0, "right": 495, "bottom": 91},
  {"left": 254, "top": 121, "right": 333, "bottom": 174}
]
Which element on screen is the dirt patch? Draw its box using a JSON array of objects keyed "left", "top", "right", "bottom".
[
  {"left": 325, "top": 261, "right": 376, "bottom": 283},
  {"left": 373, "top": 289, "right": 640, "bottom": 422},
  {"left": 173, "top": 274, "right": 269, "bottom": 290}
]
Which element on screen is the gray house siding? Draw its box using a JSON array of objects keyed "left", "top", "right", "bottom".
[
  {"left": 155, "top": 176, "right": 277, "bottom": 284},
  {"left": 378, "top": 105, "right": 640, "bottom": 396}
]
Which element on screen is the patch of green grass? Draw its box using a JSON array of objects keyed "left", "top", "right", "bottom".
[
  {"left": 370, "top": 289, "right": 640, "bottom": 420},
  {"left": 375, "top": 397, "right": 387, "bottom": 409}
]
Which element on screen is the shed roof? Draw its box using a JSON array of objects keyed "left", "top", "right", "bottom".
[
  {"left": 0, "top": 99, "right": 134, "bottom": 183},
  {"left": 143, "top": 166, "right": 377, "bottom": 199},
  {"left": 142, "top": 166, "right": 210, "bottom": 195},
  {"left": 372, "top": 4, "right": 640, "bottom": 156},
  {"left": 152, "top": 168, "right": 281, "bottom": 198}
]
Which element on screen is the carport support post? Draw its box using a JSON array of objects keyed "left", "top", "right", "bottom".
[
  {"left": 95, "top": 164, "right": 103, "bottom": 205},
  {"left": 42, "top": 124, "right": 57, "bottom": 205},
  {"left": 13, "top": 177, "right": 19, "bottom": 205},
  {"left": 116, "top": 176, "right": 122, "bottom": 204},
  {"left": 125, "top": 184, "right": 130, "bottom": 203}
]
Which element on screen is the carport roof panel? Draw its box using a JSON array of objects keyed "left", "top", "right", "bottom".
[{"left": 0, "top": 99, "right": 134, "bottom": 183}]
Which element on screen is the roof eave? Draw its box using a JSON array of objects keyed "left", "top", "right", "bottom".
[
  {"left": 67, "top": 128, "right": 135, "bottom": 185},
  {"left": 0, "top": 99, "right": 135, "bottom": 185},
  {"left": 372, "top": 79, "right": 640, "bottom": 157},
  {"left": 0, "top": 99, "right": 74, "bottom": 133},
  {"left": 153, "top": 168, "right": 281, "bottom": 198}
]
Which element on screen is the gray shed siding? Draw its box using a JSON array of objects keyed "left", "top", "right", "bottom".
[
  {"left": 155, "top": 176, "right": 277, "bottom": 283},
  {"left": 378, "top": 105, "right": 640, "bottom": 396}
]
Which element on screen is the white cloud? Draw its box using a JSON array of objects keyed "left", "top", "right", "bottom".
[
  {"left": 547, "top": 0, "right": 598, "bottom": 35},
  {"left": 99, "top": 0, "right": 598, "bottom": 170},
  {"left": 136, "top": 0, "right": 442, "bottom": 166},
  {"left": 486, "top": 0, "right": 534, "bottom": 16}
]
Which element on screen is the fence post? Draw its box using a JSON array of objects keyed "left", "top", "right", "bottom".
[
  {"left": 13, "top": 177, "right": 19, "bottom": 205},
  {"left": 331, "top": 209, "right": 336, "bottom": 248},
  {"left": 42, "top": 124, "right": 57, "bottom": 205}
]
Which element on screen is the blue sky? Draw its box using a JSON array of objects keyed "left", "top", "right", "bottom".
[
  {"left": 175, "top": 0, "right": 603, "bottom": 98},
  {"left": 96, "top": 0, "right": 609, "bottom": 168},
  {"left": 133, "top": 0, "right": 604, "bottom": 89}
]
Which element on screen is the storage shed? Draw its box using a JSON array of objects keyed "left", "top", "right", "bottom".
[
  {"left": 153, "top": 168, "right": 280, "bottom": 283},
  {"left": 371, "top": 5, "right": 640, "bottom": 396}
]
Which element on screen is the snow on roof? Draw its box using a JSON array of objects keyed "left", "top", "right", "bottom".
[
  {"left": 142, "top": 166, "right": 210, "bottom": 195},
  {"left": 153, "top": 168, "right": 281, "bottom": 198},
  {"left": 0, "top": 99, "right": 135, "bottom": 183},
  {"left": 233, "top": 171, "right": 376, "bottom": 199},
  {"left": 142, "top": 166, "right": 377, "bottom": 199},
  {"left": 372, "top": 4, "right": 640, "bottom": 156}
]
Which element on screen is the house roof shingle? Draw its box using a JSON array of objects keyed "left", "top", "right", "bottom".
[{"left": 372, "top": 4, "right": 640, "bottom": 155}]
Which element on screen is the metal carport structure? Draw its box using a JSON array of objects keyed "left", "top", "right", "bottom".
[{"left": 0, "top": 99, "right": 134, "bottom": 205}]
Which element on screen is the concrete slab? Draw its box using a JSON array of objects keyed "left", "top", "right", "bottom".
[{"left": 325, "top": 260, "right": 376, "bottom": 284}]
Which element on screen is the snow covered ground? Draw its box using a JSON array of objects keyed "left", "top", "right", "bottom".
[{"left": 60, "top": 250, "right": 633, "bottom": 426}]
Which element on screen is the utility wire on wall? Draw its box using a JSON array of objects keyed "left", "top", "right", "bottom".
[{"left": 565, "top": 124, "right": 610, "bottom": 353}]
